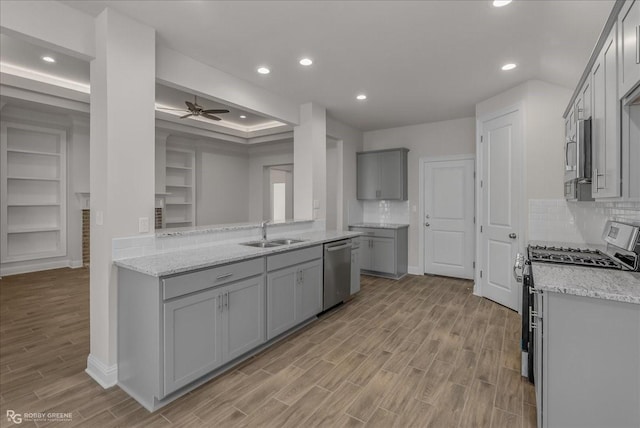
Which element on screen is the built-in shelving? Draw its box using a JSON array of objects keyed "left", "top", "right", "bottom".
[
  {"left": 1, "top": 122, "right": 67, "bottom": 263},
  {"left": 164, "top": 148, "right": 195, "bottom": 228}
]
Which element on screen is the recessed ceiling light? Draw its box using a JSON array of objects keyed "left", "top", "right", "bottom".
[
  {"left": 501, "top": 63, "right": 517, "bottom": 71},
  {"left": 493, "top": 0, "right": 512, "bottom": 7},
  {"left": 240, "top": 115, "right": 247, "bottom": 119},
  {"left": 257, "top": 66, "right": 270, "bottom": 74},
  {"left": 356, "top": 94, "right": 367, "bottom": 101},
  {"left": 42, "top": 56, "right": 56, "bottom": 63},
  {"left": 299, "top": 58, "right": 313, "bottom": 66}
]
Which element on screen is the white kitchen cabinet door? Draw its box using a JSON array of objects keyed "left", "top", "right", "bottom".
[
  {"left": 371, "top": 237, "right": 395, "bottom": 274},
  {"left": 592, "top": 24, "right": 621, "bottom": 199},
  {"left": 619, "top": 0, "right": 640, "bottom": 98},
  {"left": 163, "top": 288, "right": 223, "bottom": 395},
  {"left": 350, "top": 246, "right": 361, "bottom": 295},
  {"left": 296, "top": 260, "right": 322, "bottom": 323},
  {"left": 266, "top": 267, "right": 297, "bottom": 340},
  {"left": 222, "top": 275, "right": 266, "bottom": 363}
]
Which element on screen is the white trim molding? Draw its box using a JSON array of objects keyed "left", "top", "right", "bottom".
[
  {"left": 407, "top": 265, "right": 422, "bottom": 276},
  {"left": 86, "top": 354, "right": 118, "bottom": 389}
]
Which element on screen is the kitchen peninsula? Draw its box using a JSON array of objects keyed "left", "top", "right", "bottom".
[{"left": 113, "top": 220, "right": 359, "bottom": 411}]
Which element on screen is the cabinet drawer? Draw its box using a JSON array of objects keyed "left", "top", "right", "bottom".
[
  {"left": 267, "top": 245, "right": 322, "bottom": 272},
  {"left": 350, "top": 227, "right": 396, "bottom": 239},
  {"left": 162, "top": 258, "right": 264, "bottom": 300}
]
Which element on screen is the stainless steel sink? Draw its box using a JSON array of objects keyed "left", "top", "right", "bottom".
[
  {"left": 240, "top": 238, "right": 305, "bottom": 248},
  {"left": 268, "top": 238, "right": 305, "bottom": 245},
  {"left": 241, "top": 241, "right": 282, "bottom": 248}
]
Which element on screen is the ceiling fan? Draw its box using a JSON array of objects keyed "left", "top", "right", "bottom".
[{"left": 158, "top": 96, "right": 230, "bottom": 121}]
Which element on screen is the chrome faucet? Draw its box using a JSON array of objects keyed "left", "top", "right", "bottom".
[{"left": 260, "top": 220, "right": 270, "bottom": 241}]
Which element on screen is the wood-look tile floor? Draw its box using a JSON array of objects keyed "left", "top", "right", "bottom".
[{"left": 0, "top": 268, "right": 537, "bottom": 428}]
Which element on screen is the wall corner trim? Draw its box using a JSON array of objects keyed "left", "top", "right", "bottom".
[
  {"left": 85, "top": 354, "right": 118, "bottom": 389},
  {"left": 407, "top": 266, "right": 422, "bottom": 275}
]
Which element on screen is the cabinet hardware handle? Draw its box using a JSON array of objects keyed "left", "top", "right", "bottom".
[
  {"left": 225, "top": 292, "right": 229, "bottom": 309},
  {"left": 216, "top": 273, "right": 233, "bottom": 281},
  {"left": 594, "top": 168, "right": 605, "bottom": 190},
  {"left": 636, "top": 25, "right": 640, "bottom": 64},
  {"left": 218, "top": 295, "right": 222, "bottom": 310}
]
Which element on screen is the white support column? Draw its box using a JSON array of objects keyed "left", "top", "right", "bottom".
[
  {"left": 86, "top": 8, "right": 155, "bottom": 388},
  {"left": 293, "top": 102, "right": 326, "bottom": 222}
]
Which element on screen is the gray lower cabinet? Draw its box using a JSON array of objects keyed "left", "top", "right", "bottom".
[
  {"left": 349, "top": 226, "right": 408, "bottom": 279},
  {"left": 266, "top": 246, "right": 322, "bottom": 340},
  {"left": 163, "top": 287, "right": 223, "bottom": 394},
  {"left": 163, "top": 274, "right": 265, "bottom": 395},
  {"left": 350, "top": 240, "right": 361, "bottom": 294},
  {"left": 533, "top": 291, "right": 640, "bottom": 428}
]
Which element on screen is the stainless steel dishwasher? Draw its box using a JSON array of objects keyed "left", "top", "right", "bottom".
[{"left": 323, "top": 239, "right": 352, "bottom": 311}]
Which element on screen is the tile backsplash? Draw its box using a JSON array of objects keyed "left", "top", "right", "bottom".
[
  {"left": 529, "top": 199, "right": 640, "bottom": 244},
  {"left": 362, "top": 200, "right": 410, "bottom": 224}
]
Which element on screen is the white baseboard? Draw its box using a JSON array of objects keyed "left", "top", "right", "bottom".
[
  {"left": 85, "top": 354, "right": 117, "bottom": 389},
  {"left": 0, "top": 260, "right": 74, "bottom": 276},
  {"left": 407, "top": 266, "right": 423, "bottom": 275},
  {"left": 69, "top": 260, "right": 83, "bottom": 268}
]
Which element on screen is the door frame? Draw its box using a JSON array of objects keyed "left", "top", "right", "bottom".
[
  {"left": 419, "top": 154, "right": 476, "bottom": 277},
  {"left": 475, "top": 103, "right": 526, "bottom": 303}
]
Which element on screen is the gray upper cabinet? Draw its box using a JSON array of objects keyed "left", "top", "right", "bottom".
[
  {"left": 618, "top": 0, "right": 640, "bottom": 98},
  {"left": 591, "top": 24, "right": 621, "bottom": 199},
  {"left": 357, "top": 148, "right": 409, "bottom": 200}
]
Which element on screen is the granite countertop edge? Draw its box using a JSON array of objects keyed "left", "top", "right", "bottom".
[
  {"left": 114, "top": 230, "right": 361, "bottom": 277},
  {"left": 532, "top": 262, "right": 640, "bottom": 305},
  {"left": 349, "top": 222, "right": 409, "bottom": 229}
]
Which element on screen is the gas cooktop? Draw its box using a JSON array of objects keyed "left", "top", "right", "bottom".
[{"left": 528, "top": 245, "right": 621, "bottom": 269}]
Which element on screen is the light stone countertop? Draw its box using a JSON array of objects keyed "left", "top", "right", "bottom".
[
  {"left": 532, "top": 262, "right": 640, "bottom": 305},
  {"left": 114, "top": 230, "right": 361, "bottom": 277},
  {"left": 155, "top": 219, "right": 314, "bottom": 238},
  {"left": 350, "top": 222, "right": 409, "bottom": 230}
]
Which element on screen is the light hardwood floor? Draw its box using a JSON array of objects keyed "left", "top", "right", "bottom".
[{"left": 0, "top": 268, "right": 537, "bottom": 427}]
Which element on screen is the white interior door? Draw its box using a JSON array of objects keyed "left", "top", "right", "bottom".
[
  {"left": 423, "top": 158, "right": 475, "bottom": 279},
  {"left": 480, "top": 110, "right": 521, "bottom": 311}
]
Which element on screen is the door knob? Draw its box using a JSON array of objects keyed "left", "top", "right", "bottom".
[
  {"left": 425, "top": 223, "right": 430, "bottom": 227},
  {"left": 509, "top": 233, "right": 517, "bottom": 239}
]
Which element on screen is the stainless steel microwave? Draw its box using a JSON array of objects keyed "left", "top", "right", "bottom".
[{"left": 564, "top": 118, "right": 593, "bottom": 201}]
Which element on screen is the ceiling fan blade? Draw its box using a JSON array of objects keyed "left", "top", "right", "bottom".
[
  {"left": 202, "top": 109, "right": 230, "bottom": 114},
  {"left": 201, "top": 113, "right": 222, "bottom": 121},
  {"left": 158, "top": 107, "right": 189, "bottom": 111},
  {"left": 185, "top": 101, "right": 197, "bottom": 111},
  {"left": 180, "top": 113, "right": 194, "bottom": 119}
]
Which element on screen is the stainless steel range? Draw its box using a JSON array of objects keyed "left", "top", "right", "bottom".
[
  {"left": 515, "top": 221, "right": 640, "bottom": 385},
  {"left": 527, "top": 221, "right": 640, "bottom": 271}
]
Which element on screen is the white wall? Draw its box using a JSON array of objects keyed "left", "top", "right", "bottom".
[
  {"left": 476, "top": 79, "right": 574, "bottom": 240},
  {"left": 327, "top": 115, "right": 363, "bottom": 230},
  {"left": 248, "top": 141, "right": 294, "bottom": 221},
  {"left": 363, "top": 117, "right": 476, "bottom": 270},
  {"left": 0, "top": 104, "right": 88, "bottom": 276},
  {"left": 326, "top": 138, "right": 339, "bottom": 230}
]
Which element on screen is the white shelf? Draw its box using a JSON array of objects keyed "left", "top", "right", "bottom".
[
  {"left": 2, "top": 122, "right": 67, "bottom": 264},
  {"left": 166, "top": 202, "right": 192, "bottom": 205},
  {"left": 7, "top": 176, "right": 60, "bottom": 181},
  {"left": 165, "top": 218, "right": 192, "bottom": 224},
  {"left": 8, "top": 202, "right": 61, "bottom": 207},
  {"left": 166, "top": 164, "right": 193, "bottom": 170},
  {"left": 6, "top": 149, "right": 61, "bottom": 157},
  {"left": 165, "top": 184, "right": 192, "bottom": 188},
  {"left": 8, "top": 226, "right": 61, "bottom": 234}
]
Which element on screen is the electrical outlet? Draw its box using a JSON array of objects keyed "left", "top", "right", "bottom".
[
  {"left": 96, "top": 211, "right": 103, "bottom": 226},
  {"left": 138, "top": 217, "right": 150, "bottom": 233}
]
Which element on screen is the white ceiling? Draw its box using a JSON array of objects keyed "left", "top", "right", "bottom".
[{"left": 36, "top": 1, "right": 618, "bottom": 131}]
